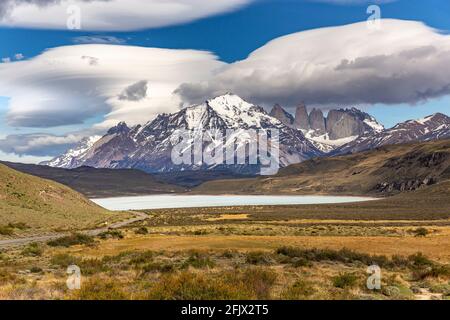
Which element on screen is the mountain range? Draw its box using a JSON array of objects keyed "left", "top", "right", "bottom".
[{"left": 44, "top": 94, "right": 450, "bottom": 175}]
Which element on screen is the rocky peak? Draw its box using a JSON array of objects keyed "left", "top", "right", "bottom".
[
  {"left": 270, "top": 104, "right": 294, "bottom": 127},
  {"left": 294, "top": 103, "right": 310, "bottom": 131},
  {"left": 309, "top": 108, "right": 326, "bottom": 135},
  {"left": 326, "top": 108, "right": 382, "bottom": 140},
  {"left": 107, "top": 121, "right": 130, "bottom": 135}
]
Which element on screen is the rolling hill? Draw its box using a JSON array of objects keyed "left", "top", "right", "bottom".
[
  {"left": 0, "top": 164, "right": 123, "bottom": 233},
  {"left": 1, "top": 162, "right": 184, "bottom": 197},
  {"left": 194, "top": 139, "right": 450, "bottom": 196}
]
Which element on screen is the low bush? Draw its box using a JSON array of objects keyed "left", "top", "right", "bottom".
[
  {"left": 245, "top": 251, "right": 274, "bottom": 265},
  {"left": 8, "top": 222, "right": 29, "bottom": 230},
  {"left": 135, "top": 227, "right": 148, "bottom": 235},
  {"left": 0, "top": 226, "right": 13, "bottom": 236},
  {"left": 129, "top": 251, "right": 154, "bottom": 265},
  {"left": 47, "top": 233, "right": 95, "bottom": 247},
  {"left": 30, "top": 267, "right": 43, "bottom": 273},
  {"left": 51, "top": 254, "right": 81, "bottom": 267},
  {"left": 21, "top": 243, "right": 44, "bottom": 257},
  {"left": 413, "top": 264, "right": 450, "bottom": 280},
  {"left": 71, "top": 278, "right": 130, "bottom": 300},
  {"left": 332, "top": 273, "right": 359, "bottom": 289},
  {"left": 98, "top": 230, "right": 124, "bottom": 240},
  {"left": 142, "top": 262, "right": 176, "bottom": 274},
  {"left": 182, "top": 252, "right": 215, "bottom": 269},
  {"left": 412, "top": 228, "right": 429, "bottom": 237},
  {"left": 282, "top": 279, "right": 316, "bottom": 299},
  {"left": 147, "top": 268, "right": 277, "bottom": 300}
]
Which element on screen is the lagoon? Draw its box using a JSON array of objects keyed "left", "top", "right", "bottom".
[{"left": 92, "top": 194, "right": 376, "bottom": 211}]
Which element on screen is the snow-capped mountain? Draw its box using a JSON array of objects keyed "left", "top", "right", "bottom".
[
  {"left": 333, "top": 113, "right": 450, "bottom": 155},
  {"left": 44, "top": 94, "right": 322, "bottom": 174},
  {"left": 41, "top": 136, "right": 101, "bottom": 168}
]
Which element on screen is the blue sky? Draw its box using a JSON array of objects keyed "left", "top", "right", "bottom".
[{"left": 1, "top": 0, "right": 450, "bottom": 162}]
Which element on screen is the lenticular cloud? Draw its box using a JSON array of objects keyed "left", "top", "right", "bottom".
[{"left": 176, "top": 19, "right": 450, "bottom": 109}]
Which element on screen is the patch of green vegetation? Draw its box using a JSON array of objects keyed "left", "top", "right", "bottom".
[
  {"left": 147, "top": 268, "right": 277, "bottom": 300},
  {"left": 182, "top": 252, "right": 216, "bottom": 269},
  {"left": 411, "top": 227, "right": 430, "bottom": 237},
  {"left": 30, "top": 266, "right": 43, "bottom": 274},
  {"left": 21, "top": 243, "right": 44, "bottom": 257},
  {"left": 135, "top": 227, "right": 148, "bottom": 235},
  {"left": 51, "top": 254, "right": 81, "bottom": 267},
  {"left": 332, "top": 273, "right": 359, "bottom": 289},
  {"left": 71, "top": 278, "right": 129, "bottom": 300},
  {"left": 0, "top": 225, "right": 14, "bottom": 236},
  {"left": 47, "top": 234, "right": 95, "bottom": 247},
  {"left": 282, "top": 279, "right": 316, "bottom": 299},
  {"left": 141, "top": 262, "right": 176, "bottom": 274},
  {"left": 245, "top": 251, "right": 274, "bottom": 265},
  {"left": 98, "top": 230, "right": 124, "bottom": 240}
]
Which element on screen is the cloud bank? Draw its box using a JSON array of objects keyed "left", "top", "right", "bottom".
[
  {"left": 0, "top": 44, "right": 225, "bottom": 130},
  {"left": 0, "top": 132, "right": 83, "bottom": 157},
  {"left": 0, "top": 0, "right": 252, "bottom": 31},
  {"left": 176, "top": 20, "right": 450, "bottom": 109}
]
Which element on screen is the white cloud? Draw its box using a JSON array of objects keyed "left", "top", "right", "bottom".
[
  {"left": 0, "top": 0, "right": 252, "bottom": 31},
  {"left": 176, "top": 19, "right": 450, "bottom": 109},
  {"left": 14, "top": 53, "right": 24, "bottom": 60},
  {"left": 1, "top": 57, "right": 11, "bottom": 63},
  {"left": 0, "top": 150, "right": 51, "bottom": 164},
  {"left": 0, "top": 133, "right": 83, "bottom": 156},
  {"left": 0, "top": 44, "right": 225, "bottom": 130}
]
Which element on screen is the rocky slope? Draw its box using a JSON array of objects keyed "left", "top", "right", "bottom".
[
  {"left": 194, "top": 139, "right": 450, "bottom": 196},
  {"left": 334, "top": 113, "right": 450, "bottom": 155}
]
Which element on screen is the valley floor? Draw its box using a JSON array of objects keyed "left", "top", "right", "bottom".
[{"left": 1, "top": 193, "right": 449, "bottom": 300}]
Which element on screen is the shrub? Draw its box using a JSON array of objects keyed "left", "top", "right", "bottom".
[
  {"left": 413, "top": 265, "right": 450, "bottom": 280},
  {"left": 291, "top": 257, "right": 312, "bottom": 268},
  {"left": 8, "top": 222, "right": 29, "bottom": 230},
  {"left": 21, "top": 243, "right": 44, "bottom": 257},
  {"left": 408, "top": 253, "right": 434, "bottom": 268},
  {"left": 0, "top": 226, "right": 13, "bottom": 236},
  {"left": 332, "top": 273, "right": 359, "bottom": 289},
  {"left": 98, "top": 230, "right": 124, "bottom": 240},
  {"left": 135, "top": 227, "right": 148, "bottom": 235},
  {"left": 276, "top": 247, "right": 430, "bottom": 269},
  {"left": 71, "top": 278, "right": 130, "bottom": 300},
  {"left": 79, "top": 259, "right": 108, "bottom": 275},
  {"left": 51, "top": 254, "right": 81, "bottom": 267},
  {"left": 142, "top": 262, "right": 176, "bottom": 274},
  {"left": 282, "top": 279, "right": 316, "bottom": 299},
  {"left": 238, "top": 268, "right": 277, "bottom": 299},
  {"left": 147, "top": 272, "right": 249, "bottom": 300},
  {"left": 412, "top": 228, "right": 429, "bottom": 237},
  {"left": 47, "top": 233, "right": 95, "bottom": 247},
  {"left": 30, "top": 267, "right": 43, "bottom": 274},
  {"left": 182, "top": 252, "right": 215, "bottom": 269},
  {"left": 0, "top": 268, "right": 17, "bottom": 285},
  {"left": 129, "top": 251, "right": 154, "bottom": 265},
  {"left": 246, "top": 251, "right": 274, "bottom": 265}
]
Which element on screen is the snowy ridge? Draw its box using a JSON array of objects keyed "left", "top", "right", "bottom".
[{"left": 43, "top": 136, "right": 101, "bottom": 168}]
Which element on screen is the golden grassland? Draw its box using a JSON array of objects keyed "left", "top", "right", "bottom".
[{"left": 0, "top": 205, "right": 449, "bottom": 300}]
